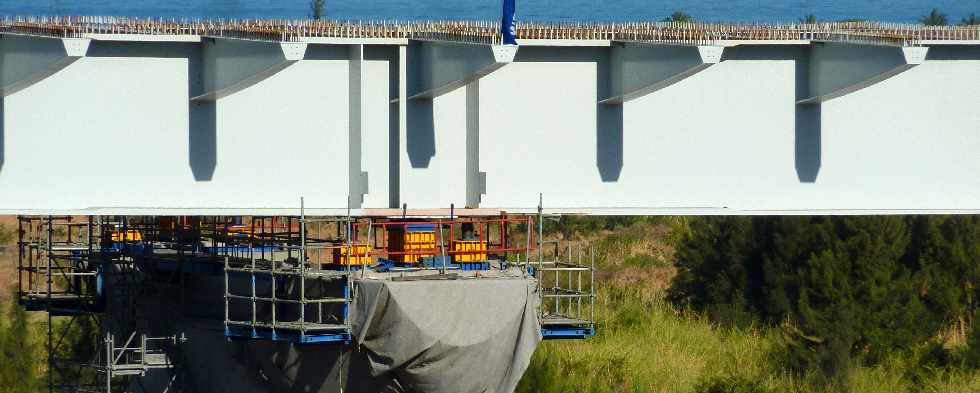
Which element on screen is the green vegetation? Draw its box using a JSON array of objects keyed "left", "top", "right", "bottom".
[
  {"left": 800, "top": 14, "right": 818, "bottom": 24},
  {"left": 670, "top": 217, "right": 980, "bottom": 385},
  {"left": 921, "top": 8, "right": 949, "bottom": 26},
  {"left": 962, "top": 14, "right": 979, "bottom": 26},
  {"left": 0, "top": 224, "right": 13, "bottom": 246},
  {"left": 663, "top": 12, "right": 694, "bottom": 23},
  {"left": 310, "top": 0, "right": 326, "bottom": 20},
  {"left": 694, "top": 375, "right": 773, "bottom": 393},
  {"left": 518, "top": 217, "right": 980, "bottom": 393},
  {"left": 0, "top": 299, "right": 42, "bottom": 393},
  {"left": 4, "top": 216, "right": 980, "bottom": 392}
]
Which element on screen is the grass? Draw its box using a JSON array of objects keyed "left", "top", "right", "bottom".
[
  {"left": 517, "top": 220, "right": 980, "bottom": 393},
  {"left": 519, "top": 284, "right": 780, "bottom": 393},
  {"left": 0, "top": 221, "right": 18, "bottom": 306}
]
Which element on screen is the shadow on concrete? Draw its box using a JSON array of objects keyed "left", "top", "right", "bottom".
[
  {"left": 188, "top": 46, "right": 217, "bottom": 181},
  {"left": 305, "top": 44, "right": 349, "bottom": 61},
  {"left": 795, "top": 105, "right": 821, "bottom": 183},
  {"left": 406, "top": 99, "right": 435, "bottom": 169},
  {"left": 0, "top": 99, "right": 4, "bottom": 173},
  {"left": 926, "top": 45, "right": 980, "bottom": 61},
  {"left": 720, "top": 45, "right": 821, "bottom": 183},
  {"left": 87, "top": 42, "right": 218, "bottom": 181},
  {"left": 189, "top": 102, "right": 217, "bottom": 183},
  {"left": 387, "top": 48, "right": 402, "bottom": 208},
  {"left": 794, "top": 47, "right": 821, "bottom": 183},
  {"left": 596, "top": 105, "right": 623, "bottom": 182},
  {"left": 595, "top": 48, "right": 623, "bottom": 182}
]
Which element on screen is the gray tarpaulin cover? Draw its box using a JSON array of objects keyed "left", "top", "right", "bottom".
[
  {"left": 352, "top": 277, "right": 542, "bottom": 393},
  {"left": 136, "top": 274, "right": 541, "bottom": 393}
]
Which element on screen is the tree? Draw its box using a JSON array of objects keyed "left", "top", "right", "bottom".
[
  {"left": 800, "top": 14, "right": 818, "bottom": 24},
  {"left": 668, "top": 217, "right": 762, "bottom": 323},
  {"left": 310, "top": 0, "right": 326, "bottom": 20},
  {"left": 790, "top": 218, "right": 930, "bottom": 383},
  {"left": 669, "top": 216, "right": 979, "bottom": 386},
  {"left": 663, "top": 11, "right": 693, "bottom": 23},
  {"left": 0, "top": 300, "right": 40, "bottom": 393},
  {"left": 962, "top": 13, "right": 980, "bottom": 26},
  {"left": 921, "top": 8, "right": 949, "bottom": 26}
]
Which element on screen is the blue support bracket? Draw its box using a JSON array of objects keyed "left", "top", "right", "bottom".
[{"left": 542, "top": 325, "right": 596, "bottom": 340}]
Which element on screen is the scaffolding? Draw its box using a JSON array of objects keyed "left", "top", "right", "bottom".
[
  {"left": 18, "top": 216, "right": 103, "bottom": 315},
  {"left": 98, "top": 332, "right": 186, "bottom": 392},
  {"left": 369, "top": 216, "right": 532, "bottom": 271},
  {"left": 532, "top": 201, "right": 597, "bottom": 340},
  {"left": 15, "top": 209, "right": 597, "bottom": 393},
  {"left": 222, "top": 212, "right": 357, "bottom": 344},
  {"left": 534, "top": 241, "right": 597, "bottom": 339},
  {"left": 17, "top": 216, "right": 188, "bottom": 393}
]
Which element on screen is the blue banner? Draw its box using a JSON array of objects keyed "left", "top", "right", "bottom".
[{"left": 501, "top": 0, "right": 517, "bottom": 45}]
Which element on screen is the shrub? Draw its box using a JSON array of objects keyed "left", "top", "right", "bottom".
[
  {"left": 693, "top": 375, "right": 772, "bottom": 393},
  {"left": 0, "top": 224, "right": 13, "bottom": 246},
  {"left": 670, "top": 216, "right": 980, "bottom": 385}
]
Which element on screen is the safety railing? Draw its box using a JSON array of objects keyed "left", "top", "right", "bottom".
[
  {"left": 18, "top": 216, "right": 104, "bottom": 315},
  {"left": 1, "top": 16, "right": 976, "bottom": 46}
]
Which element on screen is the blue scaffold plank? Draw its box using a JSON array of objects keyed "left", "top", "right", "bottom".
[
  {"left": 224, "top": 326, "right": 350, "bottom": 344},
  {"left": 205, "top": 245, "right": 281, "bottom": 254},
  {"left": 457, "top": 262, "right": 491, "bottom": 271},
  {"left": 323, "top": 264, "right": 369, "bottom": 271},
  {"left": 542, "top": 325, "right": 595, "bottom": 340}
]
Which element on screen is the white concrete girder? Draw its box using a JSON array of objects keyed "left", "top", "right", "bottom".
[
  {"left": 0, "top": 37, "right": 976, "bottom": 215},
  {"left": 190, "top": 38, "right": 308, "bottom": 101},
  {"left": 599, "top": 43, "right": 723, "bottom": 105},
  {"left": 797, "top": 43, "right": 929, "bottom": 105},
  {"left": 0, "top": 35, "right": 90, "bottom": 97},
  {"left": 405, "top": 41, "right": 517, "bottom": 100}
]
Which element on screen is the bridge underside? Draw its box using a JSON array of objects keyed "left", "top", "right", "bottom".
[{"left": 0, "top": 33, "right": 977, "bottom": 216}]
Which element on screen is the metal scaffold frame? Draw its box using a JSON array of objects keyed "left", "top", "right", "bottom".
[
  {"left": 14, "top": 207, "right": 598, "bottom": 392},
  {"left": 18, "top": 216, "right": 102, "bottom": 315},
  {"left": 534, "top": 198, "right": 597, "bottom": 339},
  {"left": 17, "top": 216, "right": 188, "bottom": 393},
  {"left": 222, "top": 202, "right": 356, "bottom": 344},
  {"left": 99, "top": 332, "right": 186, "bottom": 392}
]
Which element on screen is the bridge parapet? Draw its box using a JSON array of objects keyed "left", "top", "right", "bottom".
[{"left": 1, "top": 17, "right": 977, "bottom": 46}]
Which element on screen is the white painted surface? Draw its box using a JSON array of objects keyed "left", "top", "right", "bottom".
[
  {"left": 400, "top": 87, "right": 469, "bottom": 208},
  {"left": 478, "top": 46, "right": 979, "bottom": 212},
  {"left": 0, "top": 46, "right": 353, "bottom": 211},
  {"left": 0, "top": 39, "right": 977, "bottom": 214}
]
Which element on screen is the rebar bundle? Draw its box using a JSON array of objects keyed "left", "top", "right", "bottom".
[{"left": 1, "top": 16, "right": 978, "bottom": 46}]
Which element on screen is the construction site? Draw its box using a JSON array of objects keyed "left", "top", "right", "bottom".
[
  {"left": 16, "top": 210, "right": 592, "bottom": 392},
  {"left": 0, "top": 15, "right": 977, "bottom": 393}
]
